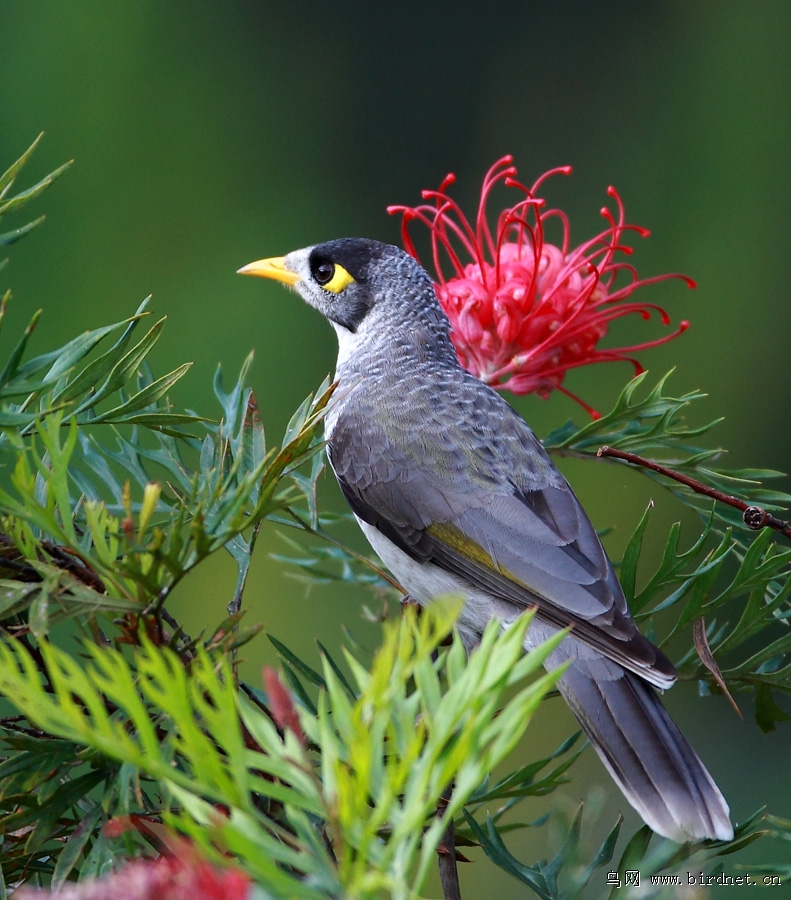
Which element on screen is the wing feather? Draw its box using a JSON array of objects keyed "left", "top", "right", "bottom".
[{"left": 328, "top": 388, "right": 675, "bottom": 687}]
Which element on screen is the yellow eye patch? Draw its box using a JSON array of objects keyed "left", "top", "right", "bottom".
[{"left": 315, "top": 261, "right": 356, "bottom": 294}]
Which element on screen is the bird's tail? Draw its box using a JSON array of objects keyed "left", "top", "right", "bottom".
[{"left": 557, "top": 662, "right": 734, "bottom": 843}]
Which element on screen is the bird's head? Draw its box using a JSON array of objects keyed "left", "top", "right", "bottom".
[{"left": 238, "top": 238, "right": 453, "bottom": 365}]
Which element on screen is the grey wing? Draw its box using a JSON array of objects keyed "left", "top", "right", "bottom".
[
  {"left": 328, "top": 384, "right": 733, "bottom": 844},
  {"left": 328, "top": 403, "right": 675, "bottom": 689}
]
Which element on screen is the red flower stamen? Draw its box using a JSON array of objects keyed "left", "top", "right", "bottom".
[{"left": 387, "top": 159, "right": 692, "bottom": 418}]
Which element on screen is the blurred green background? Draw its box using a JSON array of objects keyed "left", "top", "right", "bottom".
[{"left": 2, "top": 1, "right": 790, "bottom": 894}]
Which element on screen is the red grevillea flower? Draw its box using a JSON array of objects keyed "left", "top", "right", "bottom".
[
  {"left": 388, "top": 156, "right": 692, "bottom": 418},
  {"left": 16, "top": 845, "right": 251, "bottom": 900}
]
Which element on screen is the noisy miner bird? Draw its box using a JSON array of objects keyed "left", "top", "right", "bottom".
[{"left": 239, "top": 238, "right": 733, "bottom": 843}]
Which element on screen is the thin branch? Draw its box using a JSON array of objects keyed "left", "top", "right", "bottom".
[
  {"left": 437, "top": 782, "right": 462, "bottom": 900},
  {"left": 597, "top": 445, "right": 791, "bottom": 541},
  {"left": 42, "top": 541, "right": 107, "bottom": 593},
  {"left": 0, "top": 534, "right": 107, "bottom": 592},
  {"left": 158, "top": 607, "right": 195, "bottom": 651}
]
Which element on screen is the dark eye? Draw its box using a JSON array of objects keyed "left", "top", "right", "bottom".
[{"left": 313, "top": 261, "right": 335, "bottom": 285}]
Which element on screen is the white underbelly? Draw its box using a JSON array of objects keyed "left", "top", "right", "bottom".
[
  {"left": 356, "top": 517, "right": 549, "bottom": 653},
  {"left": 355, "top": 516, "right": 624, "bottom": 679}
]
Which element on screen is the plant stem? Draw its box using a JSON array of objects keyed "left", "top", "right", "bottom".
[
  {"left": 597, "top": 445, "right": 791, "bottom": 541},
  {"left": 437, "top": 783, "right": 462, "bottom": 900}
]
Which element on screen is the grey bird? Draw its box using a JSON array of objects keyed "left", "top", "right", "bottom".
[{"left": 239, "top": 238, "right": 733, "bottom": 843}]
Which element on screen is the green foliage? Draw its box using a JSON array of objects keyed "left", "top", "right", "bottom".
[
  {"left": 0, "top": 297, "right": 331, "bottom": 622},
  {"left": 545, "top": 372, "right": 791, "bottom": 733},
  {"left": 0, "top": 138, "right": 789, "bottom": 899},
  {"left": 0, "top": 605, "right": 561, "bottom": 899},
  {"left": 0, "top": 319, "right": 332, "bottom": 888},
  {"left": 544, "top": 370, "right": 791, "bottom": 527},
  {"left": 0, "top": 135, "right": 70, "bottom": 254},
  {"left": 464, "top": 806, "right": 623, "bottom": 899}
]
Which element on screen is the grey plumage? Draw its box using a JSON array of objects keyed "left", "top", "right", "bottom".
[{"left": 240, "top": 237, "right": 733, "bottom": 843}]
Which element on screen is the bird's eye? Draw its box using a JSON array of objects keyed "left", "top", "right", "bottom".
[
  {"left": 311, "top": 260, "right": 356, "bottom": 294},
  {"left": 314, "top": 262, "right": 335, "bottom": 285}
]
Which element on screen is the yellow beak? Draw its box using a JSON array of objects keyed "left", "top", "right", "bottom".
[{"left": 237, "top": 256, "right": 300, "bottom": 286}]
